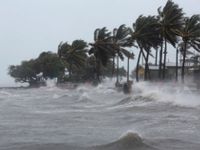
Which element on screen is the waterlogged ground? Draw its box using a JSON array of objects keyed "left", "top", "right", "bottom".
[{"left": 0, "top": 79, "right": 200, "bottom": 150}]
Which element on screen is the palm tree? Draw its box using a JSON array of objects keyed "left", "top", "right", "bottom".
[
  {"left": 58, "top": 40, "right": 88, "bottom": 79},
  {"left": 130, "top": 15, "right": 162, "bottom": 81},
  {"left": 176, "top": 15, "right": 200, "bottom": 82},
  {"left": 110, "top": 25, "right": 133, "bottom": 85},
  {"left": 157, "top": 0, "right": 184, "bottom": 79},
  {"left": 89, "top": 27, "right": 113, "bottom": 82}
]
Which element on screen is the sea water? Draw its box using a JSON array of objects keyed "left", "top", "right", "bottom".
[{"left": 0, "top": 79, "right": 200, "bottom": 150}]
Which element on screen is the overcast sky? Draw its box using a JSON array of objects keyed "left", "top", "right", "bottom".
[{"left": 0, "top": 0, "right": 199, "bottom": 86}]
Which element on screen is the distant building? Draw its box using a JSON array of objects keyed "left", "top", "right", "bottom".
[{"left": 138, "top": 62, "right": 193, "bottom": 81}]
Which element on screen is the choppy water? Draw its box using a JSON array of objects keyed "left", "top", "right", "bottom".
[{"left": 0, "top": 79, "right": 200, "bottom": 150}]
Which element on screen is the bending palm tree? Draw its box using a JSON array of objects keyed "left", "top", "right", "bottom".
[
  {"left": 176, "top": 15, "right": 200, "bottom": 82},
  {"left": 110, "top": 25, "right": 133, "bottom": 85},
  {"left": 130, "top": 15, "right": 161, "bottom": 81},
  {"left": 157, "top": 0, "right": 184, "bottom": 79},
  {"left": 89, "top": 27, "right": 113, "bottom": 82},
  {"left": 58, "top": 40, "right": 88, "bottom": 79}
]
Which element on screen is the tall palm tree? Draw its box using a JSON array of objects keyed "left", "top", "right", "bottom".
[
  {"left": 130, "top": 15, "right": 162, "bottom": 81},
  {"left": 58, "top": 40, "right": 88, "bottom": 79},
  {"left": 176, "top": 15, "right": 200, "bottom": 82},
  {"left": 157, "top": 0, "right": 184, "bottom": 79},
  {"left": 89, "top": 27, "right": 113, "bottom": 82},
  {"left": 110, "top": 25, "right": 133, "bottom": 85}
]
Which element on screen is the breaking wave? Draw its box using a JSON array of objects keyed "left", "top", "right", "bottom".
[
  {"left": 4, "top": 132, "right": 155, "bottom": 150},
  {"left": 93, "top": 132, "right": 155, "bottom": 150},
  {"left": 1, "top": 78, "right": 200, "bottom": 150},
  {"left": 39, "top": 79, "right": 200, "bottom": 109},
  {"left": 133, "top": 82, "right": 200, "bottom": 108}
]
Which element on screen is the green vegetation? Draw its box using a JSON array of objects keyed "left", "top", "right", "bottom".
[
  {"left": 176, "top": 15, "right": 200, "bottom": 82},
  {"left": 9, "top": 52, "right": 65, "bottom": 87},
  {"left": 8, "top": 0, "right": 200, "bottom": 87},
  {"left": 157, "top": 0, "right": 184, "bottom": 79},
  {"left": 58, "top": 40, "right": 88, "bottom": 80},
  {"left": 131, "top": 15, "right": 162, "bottom": 81}
]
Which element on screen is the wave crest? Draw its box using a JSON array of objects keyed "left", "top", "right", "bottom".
[{"left": 94, "top": 132, "right": 155, "bottom": 150}]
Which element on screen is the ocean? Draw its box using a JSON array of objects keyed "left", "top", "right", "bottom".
[{"left": 0, "top": 79, "right": 200, "bottom": 150}]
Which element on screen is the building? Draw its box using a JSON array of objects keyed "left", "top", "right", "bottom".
[{"left": 138, "top": 62, "right": 193, "bottom": 81}]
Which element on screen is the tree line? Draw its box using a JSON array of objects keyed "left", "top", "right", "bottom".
[{"left": 9, "top": 0, "right": 200, "bottom": 86}]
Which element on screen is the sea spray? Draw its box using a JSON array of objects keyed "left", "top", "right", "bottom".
[
  {"left": 1, "top": 78, "right": 200, "bottom": 150},
  {"left": 134, "top": 81, "right": 200, "bottom": 108}
]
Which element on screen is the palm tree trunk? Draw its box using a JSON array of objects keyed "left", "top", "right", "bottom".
[
  {"left": 144, "top": 51, "right": 150, "bottom": 81},
  {"left": 95, "top": 57, "right": 100, "bottom": 82},
  {"left": 159, "top": 41, "right": 163, "bottom": 79},
  {"left": 181, "top": 41, "right": 187, "bottom": 83},
  {"left": 176, "top": 47, "right": 179, "bottom": 81},
  {"left": 155, "top": 49, "right": 158, "bottom": 66},
  {"left": 116, "top": 54, "right": 119, "bottom": 84},
  {"left": 127, "top": 56, "right": 130, "bottom": 82},
  {"left": 147, "top": 60, "right": 151, "bottom": 80},
  {"left": 136, "top": 48, "right": 142, "bottom": 82},
  {"left": 112, "top": 56, "right": 115, "bottom": 78},
  {"left": 69, "top": 63, "right": 72, "bottom": 79},
  {"left": 163, "top": 38, "right": 167, "bottom": 79},
  {"left": 97, "top": 60, "right": 101, "bottom": 82}
]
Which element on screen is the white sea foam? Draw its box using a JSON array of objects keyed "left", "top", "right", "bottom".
[
  {"left": 0, "top": 90, "right": 12, "bottom": 96},
  {"left": 1, "top": 78, "right": 200, "bottom": 150},
  {"left": 134, "top": 81, "right": 200, "bottom": 108}
]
